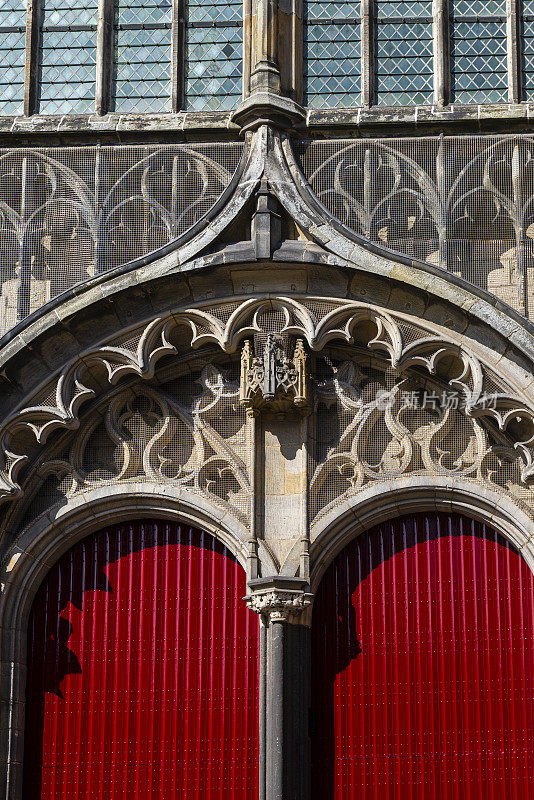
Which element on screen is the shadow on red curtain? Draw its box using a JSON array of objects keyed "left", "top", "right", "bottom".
[
  {"left": 311, "top": 512, "right": 534, "bottom": 799},
  {"left": 23, "top": 520, "right": 259, "bottom": 800}
]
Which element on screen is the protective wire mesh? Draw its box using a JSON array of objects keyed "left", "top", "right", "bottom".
[
  {"left": 0, "top": 142, "right": 243, "bottom": 337},
  {"left": 296, "top": 134, "right": 534, "bottom": 318}
]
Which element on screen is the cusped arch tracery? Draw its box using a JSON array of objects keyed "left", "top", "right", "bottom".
[{"left": 0, "top": 293, "right": 532, "bottom": 582}]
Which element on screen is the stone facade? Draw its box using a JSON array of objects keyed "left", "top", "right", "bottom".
[{"left": 0, "top": 1, "right": 533, "bottom": 798}]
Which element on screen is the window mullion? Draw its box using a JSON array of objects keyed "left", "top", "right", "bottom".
[
  {"left": 243, "top": 0, "right": 252, "bottom": 98},
  {"left": 361, "top": 0, "right": 375, "bottom": 107},
  {"left": 507, "top": 0, "right": 521, "bottom": 102},
  {"left": 433, "top": 0, "right": 450, "bottom": 106},
  {"left": 24, "top": 0, "right": 41, "bottom": 116},
  {"left": 171, "top": 0, "right": 185, "bottom": 112},
  {"left": 96, "top": 0, "right": 114, "bottom": 115}
]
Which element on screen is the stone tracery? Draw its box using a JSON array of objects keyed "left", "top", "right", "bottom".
[{"left": 1, "top": 295, "right": 531, "bottom": 554}]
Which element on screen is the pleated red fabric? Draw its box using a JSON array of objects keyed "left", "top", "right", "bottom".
[
  {"left": 23, "top": 520, "right": 259, "bottom": 800},
  {"left": 311, "top": 512, "right": 534, "bottom": 800}
]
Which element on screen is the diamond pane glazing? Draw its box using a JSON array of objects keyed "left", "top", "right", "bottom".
[
  {"left": 188, "top": 0, "right": 241, "bottom": 25},
  {"left": 304, "top": 0, "right": 360, "bottom": 109},
  {"left": 114, "top": 0, "right": 172, "bottom": 113},
  {"left": 376, "top": 0, "right": 432, "bottom": 17},
  {"left": 116, "top": 0, "right": 171, "bottom": 25},
  {"left": 375, "top": 0, "right": 433, "bottom": 107},
  {"left": 185, "top": 1, "right": 242, "bottom": 111},
  {"left": 40, "top": 34, "right": 98, "bottom": 112},
  {"left": 41, "top": 0, "right": 98, "bottom": 26},
  {"left": 0, "top": 1, "right": 26, "bottom": 116},
  {"left": 0, "top": 0, "right": 26, "bottom": 27},
  {"left": 450, "top": 1, "right": 507, "bottom": 103},
  {"left": 523, "top": 2, "right": 534, "bottom": 99},
  {"left": 375, "top": 21, "right": 433, "bottom": 106},
  {"left": 39, "top": 1, "right": 98, "bottom": 114},
  {"left": 451, "top": 0, "right": 505, "bottom": 14}
]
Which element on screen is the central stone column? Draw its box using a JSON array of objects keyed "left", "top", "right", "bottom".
[
  {"left": 247, "top": 577, "right": 313, "bottom": 800},
  {"left": 233, "top": 0, "right": 305, "bottom": 130}
]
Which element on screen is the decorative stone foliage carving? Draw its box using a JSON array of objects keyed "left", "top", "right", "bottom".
[
  {"left": 1, "top": 296, "right": 533, "bottom": 534},
  {"left": 245, "top": 578, "right": 314, "bottom": 622},
  {"left": 0, "top": 317, "right": 179, "bottom": 504},
  {"left": 309, "top": 357, "right": 532, "bottom": 525}
]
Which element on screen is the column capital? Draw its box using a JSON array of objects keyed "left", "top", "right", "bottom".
[
  {"left": 246, "top": 576, "right": 313, "bottom": 622},
  {"left": 231, "top": 92, "right": 306, "bottom": 133}
]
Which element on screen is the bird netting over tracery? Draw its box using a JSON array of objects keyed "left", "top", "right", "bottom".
[
  {"left": 0, "top": 142, "right": 243, "bottom": 337},
  {"left": 296, "top": 134, "right": 534, "bottom": 319}
]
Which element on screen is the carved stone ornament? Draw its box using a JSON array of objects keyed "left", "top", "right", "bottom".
[
  {"left": 239, "top": 336, "right": 309, "bottom": 415},
  {"left": 245, "top": 578, "right": 314, "bottom": 622},
  {"left": 2, "top": 296, "right": 533, "bottom": 537},
  {"left": 23, "top": 364, "right": 252, "bottom": 526}
]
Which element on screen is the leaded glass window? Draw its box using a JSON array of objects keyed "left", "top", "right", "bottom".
[
  {"left": 450, "top": 0, "right": 508, "bottom": 103},
  {"left": 523, "top": 1, "right": 534, "bottom": 99},
  {"left": 375, "top": 0, "right": 434, "bottom": 106},
  {"left": 0, "top": 1, "right": 26, "bottom": 116},
  {"left": 39, "top": 0, "right": 98, "bottom": 114},
  {"left": 184, "top": 0, "right": 242, "bottom": 111},
  {"left": 303, "top": 0, "right": 361, "bottom": 109},
  {"left": 114, "top": 0, "right": 172, "bottom": 113}
]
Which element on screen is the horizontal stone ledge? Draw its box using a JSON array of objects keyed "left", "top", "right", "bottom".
[
  {"left": 0, "top": 111, "right": 242, "bottom": 144},
  {"left": 1, "top": 102, "right": 534, "bottom": 143}
]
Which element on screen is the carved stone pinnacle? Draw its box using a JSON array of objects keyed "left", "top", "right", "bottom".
[{"left": 239, "top": 335, "right": 310, "bottom": 416}]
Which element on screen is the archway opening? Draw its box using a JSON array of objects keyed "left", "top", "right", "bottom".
[
  {"left": 23, "top": 519, "right": 259, "bottom": 800},
  {"left": 311, "top": 512, "right": 534, "bottom": 799}
]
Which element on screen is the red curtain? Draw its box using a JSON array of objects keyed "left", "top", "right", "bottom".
[
  {"left": 312, "top": 512, "right": 534, "bottom": 799},
  {"left": 23, "top": 520, "right": 259, "bottom": 800}
]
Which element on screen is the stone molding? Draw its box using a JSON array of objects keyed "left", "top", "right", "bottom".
[{"left": 306, "top": 476, "right": 534, "bottom": 592}]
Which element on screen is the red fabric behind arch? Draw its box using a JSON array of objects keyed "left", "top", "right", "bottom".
[
  {"left": 311, "top": 512, "right": 534, "bottom": 799},
  {"left": 23, "top": 520, "right": 259, "bottom": 800}
]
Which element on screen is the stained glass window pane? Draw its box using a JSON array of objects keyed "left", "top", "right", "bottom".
[
  {"left": 114, "top": 0, "right": 172, "bottom": 113},
  {"left": 0, "top": 1, "right": 26, "bottom": 116},
  {"left": 450, "top": 0, "right": 508, "bottom": 104},
  {"left": 39, "top": 0, "right": 98, "bottom": 114},
  {"left": 303, "top": 1, "right": 361, "bottom": 109},
  {"left": 523, "top": 1, "right": 534, "bottom": 99},
  {"left": 375, "top": 0, "right": 433, "bottom": 107},
  {"left": 185, "top": 0, "right": 242, "bottom": 111}
]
